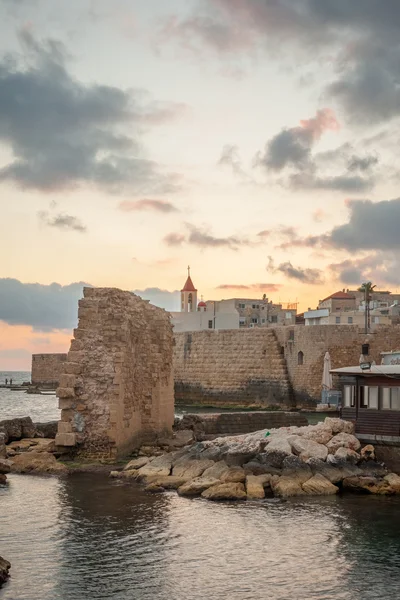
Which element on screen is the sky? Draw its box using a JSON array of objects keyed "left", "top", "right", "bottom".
[{"left": 1, "top": 0, "right": 400, "bottom": 370}]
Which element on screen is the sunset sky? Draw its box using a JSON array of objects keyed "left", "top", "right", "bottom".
[{"left": 1, "top": 0, "right": 400, "bottom": 370}]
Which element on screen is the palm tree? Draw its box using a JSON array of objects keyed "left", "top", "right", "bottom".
[{"left": 358, "top": 282, "right": 376, "bottom": 332}]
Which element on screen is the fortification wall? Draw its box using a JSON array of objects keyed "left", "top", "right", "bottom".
[
  {"left": 31, "top": 353, "right": 67, "bottom": 387},
  {"left": 274, "top": 324, "right": 400, "bottom": 404},
  {"left": 174, "top": 329, "right": 293, "bottom": 408},
  {"left": 55, "top": 287, "right": 174, "bottom": 459}
]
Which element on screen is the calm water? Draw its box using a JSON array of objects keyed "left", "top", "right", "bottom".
[
  {"left": 1, "top": 474, "right": 400, "bottom": 600},
  {"left": 0, "top": 372, "right": 60, "bottom": 423}
]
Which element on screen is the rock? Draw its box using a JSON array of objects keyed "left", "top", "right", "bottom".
[
  {"left": 0, "top": 433, "right": 5, "bottom": 458},
  {"left": 143, "top": 475, "right": 188, "bottom": 490},
  {"left": 8, "top": 439, "right": 36, "bottom": 452},
  {"left": 243, "top": 460, "right": 281, "bottom": 476},
  {"left": 0, "top": 459, "right": 12, "bottom": 474},
  {"left": 327, "top": 432, "right": 361, "bottom": 454},
  {"left": 282, "top": 455, "right": 312, "bottom": 484},
  {"left": 172, "top": 458, "right": 215, "bottom": 480},
  {"left": 307, "top": 457, "right": 361, "bottom": 484},
  {"left": 110, "top": 469, "right": 139, "bottom": 479},
  {"left": 137, "top": 454, "right": 174, "bottom": 478},
  {"left": 202, "top": 460, "right": 230, "bottom": 480},
  {"left": 324, "top": 418, "right": 355, "bottom": 435},
  {"left": 5, "top": 448, "right": 15, "bottom": 458},
  {"left": 358, "top": 461, "right": 388, "bottom": 478},
  {"left": 178, "top": 477, "right": 221, "bottom": 496},
  {"left": 201, "top": 482, "right": 247, "bottom": 501},
  {"left": 263, "top": 436, "right": 293, "bottom": 468},
  {"left": 124, "top": 457, "right": 150, "bottom": 471},
  {"left": 159, "top": 430, "right": 194, "bottom": 449},
  {"left": 334, "top": 447, "right": 360, "bottom": 463},
  {"left": 34, "top": 421, "right": 58, "bottom": 439},
  {"left": 139, "top": 446, "right": 162, "bottom": 457},
  {"left": 384, "top": 473, "right": 400, "bottom": 493},
  {"left": 360, "top": 444, "right": 376, "bottom": 461},
  {"left": 302, "top": 474, "right": 339, "bottom": 496},
  {"left": 145, "top": 484, "right": 165, "bottom": 493},
  {"left": 10, "top": 451, "right": 68, "bottom": 475},
  {"left": 246, "top": 475, "right": 271, "bottom": 499},
  {"left": 0, "top": 416, "right": 36, "bottom": 443},
  {"left": 0, "top": 556, "right": 11, "bottom": 587},
  {"left": 220, "top": 466, "right": 246, "bottom": 483},
  {"left": 289, "top": 436, "right": 328, "bottom": 462},
  {"left": 27, "top": 439, "right": 55, "bottom": 453},
  {"left": 222, "top": 450, "right": 256, "bottom": 467},
  {"left": 297, "top": 423, "right": 333, "bottom": 445},
  {"left": 343, "top": 476, "right": 392, "bottom": 495},
  {"left": 271, "top": 475, "right": 306, "bottom": 498}
]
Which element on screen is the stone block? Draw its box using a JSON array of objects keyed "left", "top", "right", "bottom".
[
  {"left": 58, "top": 421, "right": 72, "bottom": 434},
  {"left": 57, "top": 387, "right": 75, "bottom": 399},
  {"left": 55, "top": 433, "right": 77, "bottom": 447},
  {"left": 58, "top": 398, "right": 74, "bottom": 410},
  {"left": 59, "top": 374, "right": 76, "bottom": 388},
  {"left": 63, "top": 362, "right": 82, "bottom": 375}
]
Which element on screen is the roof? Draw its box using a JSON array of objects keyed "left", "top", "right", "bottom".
[
  {"left": 321, "top": 291, "right": 356, "bottom": 303},
  {"left": 330, "top": 365, "right": 400, "bottom": 377},
  {"left": 181, "top": 275, "right": 197, "bottom": 292},
  {"left": 198, "top": 300, "right": 206, "bottom": 307}
]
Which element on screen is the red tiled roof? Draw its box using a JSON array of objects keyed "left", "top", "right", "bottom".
[
  {"left": 321, "top": 291, "right": 355, "bottom": 303},
  {"left": 181, "top": 275, "right": 197, "bottom": 292}
]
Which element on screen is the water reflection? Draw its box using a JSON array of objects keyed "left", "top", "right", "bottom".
[{"left": 2, "top": 475, "right": 400, "bottom": 600}]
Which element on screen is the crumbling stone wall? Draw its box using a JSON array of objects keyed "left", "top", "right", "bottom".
[
  {"left": 274, "top": 324, "right": 400, "bottom": 405},
  {"left": 55, "top": 287, "right": 174, "bottom": 459},
  {"left": 174, "top": 329, "right": 293, "bottom": 407},
  {"left": 31, "top": 353, "right": 67, "bottom": 388}
]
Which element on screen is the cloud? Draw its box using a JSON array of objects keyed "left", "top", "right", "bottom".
[
  {"left": 38, "top": 211, "right": 87, "bottom": 232},
  {"left": 0, "top": 278, "right": 89, "bottom": 331},
  {"left": 216, "top": 283, "right": 281, "bottom": 293},
  {"left": 118, "top": 199, "right": 179, "bottom": 213},
  {"left": 133, "top": 287, "right": 180, "bottom": 312},
  {"left": 329, "top": 253, "right": 400, "bottom": 287},
  {"left": 267, "top": 256, "right": 323, "bottom": 284},
  {"left": 255, "top": 109, "right": 339, "bottom": 172},
  {"left": 0, "top": 29, "right": 182, "bottom": 194},
  {"left": 348, "top": 154, "right": 379, "bottom": 172},
  {"left": 164, "top": 223, "right": 254, "bottom": 250},
  {"left": 289, "top": 172, "right": 373, "bottom": 193},
  {"left": 218, "top": 144, "right": 245, "bottom": 175}
]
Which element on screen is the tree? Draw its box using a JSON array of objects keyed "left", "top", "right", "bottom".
[{"left": 358, "top": 282, "right": 376, "bottom": 332}]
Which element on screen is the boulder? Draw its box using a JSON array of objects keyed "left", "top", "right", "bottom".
[
  {"left": 0, "top": 474, "right": 6, "bottom": 485},
  {"left": 243, "top": 460, "right": 281, "bottom": 477},
  {"left": 342, "top": 476, "right": 392, "bottom": 495},
  {"left": 178, "top": 477, "right": 221, "bottom": 497},
  {"left": 172, "top": 458, "right": 215, "bottom": 480},
  {"left": 220, "top": 466, "right": 246, "bottom": 483},
  {"left": 201, "top": 482, "right": 247, "bottom": 501},
  {"left": 10, "top": 451, "right": 68, "bottom": 475},
  {"left": 145, "top": 484, "right": 165, "bottom": 494},
  {"left": 358, "top": 461, "right": 388, "bottom": 478},
  {"left": 110, "top": 469, "right": 139, "bottom": 479},
  {"left": 0, "top": 433, "right": 5, "bottom": 458},
  {"left": 143, "top": 475, "right": 188, "bottom": 490},
  {"left": 282, "top": 455, "right": 312, "bottom": 485},
  {"left": 159, "top": 430, "right": 194, "bottom": 449},
  {"left": 124, "top": 457, "right": 150, "bottom": 471},
  {"left": 384, "top": 473, "right": 400, "bottom": 493},
  {"left": 302, "top": 474, "right": 339, "bottom": 496},
  {"left": 5, "top": 448, "right": 16, "bottom": 458},
  {"left": 202, "top": 460, "right": 230, "bottom": 480},
  {"left": 246, "top": 475, "right": 271, "bottom": 499},
  {"left": 324, "top": 418, "right": 355, "bottom": 435},
  {"left": 0, "top": 417, "right": 36, "bottom": 443},
  {"left": 271, "top": 475, "right": 306, "bottom": 498},
  {"left": 222, "top": 450, "right": 256, "bottom": 467},
  {"left": 34, "top": 421, "right": 58, "bottom": 439},
  {"left": 0, "top": 459, "right": 12, "bottom": 474},
  {"left": 263, "top": 436, "right": 293, "bottom": 468},
  {"left": 327, "top": 433, "right": 361, "bottom": 454},
  {"left": 8, "top": 439, "right": 36, "bottom": 452},
  {"left": 297, "top": 423, "right": 333, "bottom": 445},
  {"left": 28, "top": 439, "right": 55, "bottom": 453},
  {"left": 307, "top": 457, "right": 361, "bottom": 484},
  {"left": 137, "top": 454, "right": 174, "bottom": 478},
  {"left": 360, "top": 444, "right": 376, "bottom": 461},
  {"left": 334, "top": 447, "right": 360, "bottom": 463},
  {"left": 0, "top": 556, "right": 11, "bottom": 587},
  {"left": 289, "top": 436, "right": 328, "bottom": 462}
]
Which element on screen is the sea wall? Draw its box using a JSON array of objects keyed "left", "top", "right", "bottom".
[
  {"left": 274, "top": 324, "right": 400, "bottom": 405},
  {"left": 31, "top": 353, "right": 67, "bottom": 387},
  {"left": 55, "top": 287, "right": 175, "bottom": 459},
  {"left": 174, "top": 329, "right": 293, "bottom": 408}
]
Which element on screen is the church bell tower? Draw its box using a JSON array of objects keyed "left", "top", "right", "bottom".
[{"left": 181, "top": 266, "right": 197, "bottom": 312}]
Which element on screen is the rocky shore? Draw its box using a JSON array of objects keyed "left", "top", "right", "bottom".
[
  {"left": 111, "top": 418, "right": 400, "bottom": 500},
  {"left": 0, "top": 556, "right": 10, "bottom": 587}
]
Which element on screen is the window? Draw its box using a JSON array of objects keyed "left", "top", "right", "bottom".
[
  {"left": 251, "top": 317, "right": 258, "bottom": 324},
  {"left": 288, "top": 329, "right": 295, "bottom": 341},
  {"left": 208, "top": 320, "right": 213, "bottom": 329},
  {"left": 335, "top": 317, "right": 341, "bottom": 324},
  {"left": 382, "top": 387, "right": 391, "bottom": 409},
  {"left": 381, "top": 387, "right": 400, "bottom": 410},
  {"left": 381, "top": 310, "right": 389, "bottom": 315},
  {"left": 348, "top": 317, "right": 353, "bottom": 324},
  {"left": 261, "top": 318, "right": 265, "bottom": 323},
  {"left": 344, "top": 385, "right": 355, "bottom": 408},
  {"left": 238, "top": 303, "right": 245, "bottom": 309},
  {"left": 298, "top": 351, "right": 304, "bottom": 365},
  {"left": 360, "top": 386, "right": 379, "bottom": 409},
  {"left": 271, "top": 315, "right": 278, "bottom": 323},
  {"left": 188, "top": 293, "right": 193, "bottom": 305}
]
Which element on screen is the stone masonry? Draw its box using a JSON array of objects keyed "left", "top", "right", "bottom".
[
  {"left": 174, "top": 329, "right": 294, "bottom": 407},
  {"left": 55, "top": 287, "right": 174, "bottom": 459},
  {"left": 31, "top": 353, "right": 67, "bottom": 388}
]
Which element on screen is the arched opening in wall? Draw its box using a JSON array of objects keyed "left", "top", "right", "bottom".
[
  {"left": 280, "top": 346, "right": 285, "bottom": 355},
  {"left": 188, "top": 293, "right": 193, "bottom": 309},
  {"left": 298, "top": 351, "right": 304, "bottom": 365}
]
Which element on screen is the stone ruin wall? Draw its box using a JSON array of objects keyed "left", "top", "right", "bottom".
[
  {"left": 273, "top": 325, "right": 400, "bottom": 405},
  {"left": 55, "top": 287, "right": 174, "bottom": 460},
  {"left": 31, "top": 353, "right": 67, "bottom": 387},
  {"left": 174, "top": 329, "right": 294, "bottom": 408},
  {"left": 174, "top": 325, "right": 400, "bottom": 408}
]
